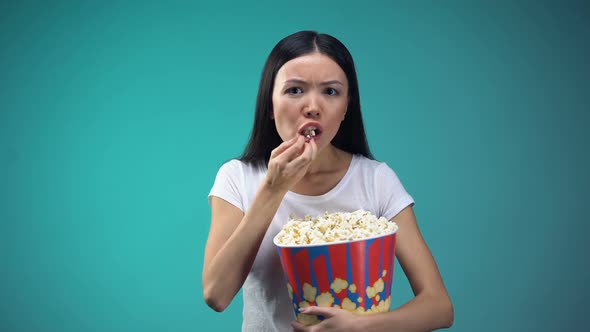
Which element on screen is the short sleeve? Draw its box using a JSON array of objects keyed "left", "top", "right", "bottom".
[
  {"left": 208, "top": 160, "right": 244, "bottom": 212},
  {"left": 376, "top": 163, "right": 414, "bottom": 220}
]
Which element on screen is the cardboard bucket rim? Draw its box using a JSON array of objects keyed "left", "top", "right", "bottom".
[{"left": 273, "top": 224, "right": 399, "bottom": 248}]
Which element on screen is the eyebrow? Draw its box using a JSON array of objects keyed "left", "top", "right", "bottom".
[{"left": 283, "top": 79, "right": 344, "bottom": 86}]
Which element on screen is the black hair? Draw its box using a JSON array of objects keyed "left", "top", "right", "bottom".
[{"left": 239, "top": 30, "right": 374, "bottom": 167}]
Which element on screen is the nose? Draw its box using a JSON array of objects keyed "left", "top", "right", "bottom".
[
  {"left": 304, "top": 109, "right": 320, "bottom": 118},
  {"left": 303, "top": 94, "right": 321, "bottom": 119}
]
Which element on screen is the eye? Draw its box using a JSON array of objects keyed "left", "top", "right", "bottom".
[
  {"left": 325, "top": 87, "right": 339, "bottom": 96},
  {"left": 286, "top": 87, "right": 303, "bottom": 95}
]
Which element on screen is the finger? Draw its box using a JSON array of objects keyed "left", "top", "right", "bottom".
[
  {"left": 299, "top": 306, "right": 340, "bottom": 317},
  {"left": 288, "top": 138, "right": 316, "bottom": 169},
  {"left": 309, "top": 137, "right": 318, "bottom": 160},
  {"left": 290, "top": 320, "right": 309, "bottom": 332},
  {"left": 270, "top": 136, "right": 298, "bottom": 159},
  {"left": 273, "top": 135, "right": 306, "bottom": 164}
]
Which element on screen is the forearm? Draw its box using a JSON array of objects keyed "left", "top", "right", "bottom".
[
  {"left": 358, "top": 292, "right": 454, "bottom": 332},
  {"left": 203, "top": 184, "right": 287, "bottom": 311}
]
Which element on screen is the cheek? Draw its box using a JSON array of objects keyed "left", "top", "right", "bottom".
[
  {"left": 271, "top": 93, "right": 279, "bottom": 115},
  {"left": 274, "top": 100, "right": 299, "bottom": 119},
  {"left": 272, "top": 101, "right": 299, "bottom": 137}
]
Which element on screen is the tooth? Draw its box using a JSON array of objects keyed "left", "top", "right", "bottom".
[{"left": 311, "top": 130, "right": 316, "bottom": 137}]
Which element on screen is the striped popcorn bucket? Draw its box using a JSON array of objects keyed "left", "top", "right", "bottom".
[{"left": 273, "top": 229, "right": 398, "bottom": 325}]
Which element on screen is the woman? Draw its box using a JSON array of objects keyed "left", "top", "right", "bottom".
[{"left": 203, "top": 30, "right": 453, "bottom": 332}]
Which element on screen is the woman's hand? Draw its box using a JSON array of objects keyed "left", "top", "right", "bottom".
[
  {"left": 265, "top": 135, "right": 317, "bottom": 192},
  {"left": 291, "top": 307, "right": 365, "bottom": 332}
]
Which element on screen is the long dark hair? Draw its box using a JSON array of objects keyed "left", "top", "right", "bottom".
[{"left": 239, "top": 30, "right": 374, "bottom": 167}]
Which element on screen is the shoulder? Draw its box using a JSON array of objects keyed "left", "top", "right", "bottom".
[
  {"left": 353, "top": 154, "right": 393, "bottom": 174},
  {"left": 217, "top": 159, "right": 242, "bottom": 173},
  {"left": 215, "top": 159, "right": 266, "bottom": 179},
  {"left": 352, "top": 155, "right": 405, "bottom": 186}
]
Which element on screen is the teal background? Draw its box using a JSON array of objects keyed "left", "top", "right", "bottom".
[{"left": 1, "top": 1, "right": 588, "bottom": 331}]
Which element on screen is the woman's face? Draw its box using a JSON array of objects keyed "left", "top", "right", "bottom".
[{"left": 272, "top": 52, "right": 349, "bottom": 150}]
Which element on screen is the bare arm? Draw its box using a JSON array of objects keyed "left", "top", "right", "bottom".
[
  {"left": 294, "top": 206, "right": 453, "bottom": 331},
  {"left": 362, "top": 205, "right": 453, "bottom": 331},
  {"left": 202, "top": 135, "right": 317, "bottom": 312},
  {"left": 202, "top": 188, "right": 284, "bottom": 312}
]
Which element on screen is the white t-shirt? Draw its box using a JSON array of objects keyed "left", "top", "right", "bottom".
[{"left": 208, "top": 154, "right": 414, "bottom": 332}]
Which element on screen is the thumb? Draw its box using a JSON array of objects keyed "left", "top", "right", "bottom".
[{"left": 299, "top": 306, "right": 341, "bottom": 317}]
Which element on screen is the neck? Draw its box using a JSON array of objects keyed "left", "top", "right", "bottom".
[{"left": 305, "top": 144, "right": 350, "bottom": 175}]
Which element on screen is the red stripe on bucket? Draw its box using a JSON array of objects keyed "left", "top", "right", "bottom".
[
  {"left": 349, "top": 241, "right": 366, "bottom": 302},
  {"left": 328, "top": 243, "right": 347, "bottom": 302},
  {"left": 381, "top": 234, "right": 394, "bottom": 298},
  {"left": 389, "top": 235, "right": 397, "bottom": 297},
  {"left": 368, "top": 239, "right": 381, "bottom": 286},
  {"left": 312, "top": 254, "right": 329, "bottom": 293},
  {"left": 280, "top": 247, "right": 301, "bottom": 302},
  {"left": 294, "top": 248, "right": 312, "bottom": 297}
]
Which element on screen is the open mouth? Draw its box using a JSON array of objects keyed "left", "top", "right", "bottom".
[{"left": 300, "top": 125, "right": 322, "bottom": 140}]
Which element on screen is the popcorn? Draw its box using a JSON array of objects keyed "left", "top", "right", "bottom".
[
  {"left": 302, "top": 283, "right": 317, "bottom": 303},
  {"left": 287, "top": 283, "right": 293, "bottom": 300},
  {"left": 330, "top": 278, "right": 348, "bottom": 294},
  {"left": 316, "top": 292, "right": 335, "bottom": 307},
  {"left": 275, "top": 210, "right": 398, "bottom": 245},
  {"left": 303, "top": 126, "right": 317, "bottom": 139},
  {"left": 341, "top": 298, "right": 357, "bottom": 311}
]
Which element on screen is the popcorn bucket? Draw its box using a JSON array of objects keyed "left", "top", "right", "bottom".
[{"left": 273, "top": 229, "right": 398, "bottom": 325}]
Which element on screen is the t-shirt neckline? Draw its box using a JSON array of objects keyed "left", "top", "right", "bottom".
[{"left": 285, "top": 154, "right": 359, "bottom": 203}]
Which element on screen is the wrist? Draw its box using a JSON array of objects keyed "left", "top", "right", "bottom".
[
  {"left": 252, "top": 182, "right": 288, "bottom": 212},
  {"left": 355, "top": 314, "right": 372, "bottom": 331},
  {"left": 259, "top": 180, "right": 289, "bottom": 197}
]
